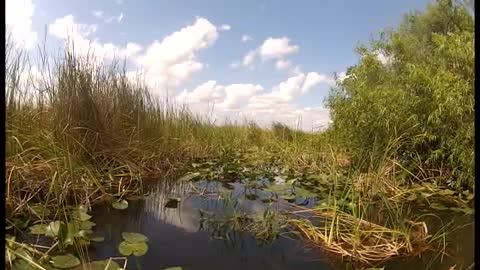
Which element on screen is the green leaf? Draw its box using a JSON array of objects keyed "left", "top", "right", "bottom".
[
  {"left": 51, "top": 254, "right": 81, "bottom": 269},
  {"left": 122, "top": 232, "right": 148, "bottom": 243},
  {"left": 29, "top": 205, "right": 51, "bottom": 217},
  {"left": 264, "top": 184, "right": 290, "bottom": 194},
  {"left": 118, "top": 241, "right": 149, "bottom": 257},
  {"left": 72, "top": 260, "right": 120, "bottom": 270},
  {"left": 12, "top": 259, "right": 37, "bottom": 270},
  {"left": 112, "top": 199, "right": 129, "bottom": 210},
  {"left": 29, "top": 224, "right": 47, "bottom": 235},
  {"left": 71, "top": 210, "right": 92, "bottom": 221},
  {"left": 80, "top": 220, "right": 96, "bottom": 230},
  {"left": 45, "top": 221, "right": 63, "bottom": 238}
]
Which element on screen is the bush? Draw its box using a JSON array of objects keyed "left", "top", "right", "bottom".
[{"left": 326, "top": 0, "right": 474, "bottom": 190}]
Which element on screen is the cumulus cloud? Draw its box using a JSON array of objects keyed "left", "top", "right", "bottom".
[
  {"left": 238, "top": 36, "right": 299, "bottom": 70},
  {"left": 219, "top": 24, "right": 231, "bottom": 31},
  {"left": 276, "top": 59, "right": 291, "bottom": 70},
  {"left": 49, "top": 15, "right": 143, "bottom": 60},
  {"left": 177, "top": 71, "right": 334, "bottom": 131},
  {"left": 242, "top": 50, "right": 256, "bottom": 68},
  {"left": 241, "top": 35, "right": 252, "bottom": 42},
  {"left": 6, "top": 0, "right": 37, "bottom": 49},
  {"left": 133, "top": 17, "right": 218, "bottom": 92},
  {"left": 259, "top": 37, "right": 299, "bottom": 60}
]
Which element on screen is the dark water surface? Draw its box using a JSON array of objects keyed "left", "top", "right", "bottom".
[{"left": 88, "top": 180, "right": 474, "bottom": 270}]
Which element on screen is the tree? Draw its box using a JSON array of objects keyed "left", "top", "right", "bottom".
[{"left": 326, "top": 0, "right": 474, "bottom": 190}]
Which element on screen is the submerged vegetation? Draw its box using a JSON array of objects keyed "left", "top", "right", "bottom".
[{"left": 5, "top": 0, "right": 474, "bottom": 269}]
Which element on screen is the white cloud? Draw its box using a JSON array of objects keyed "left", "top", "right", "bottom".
[
  {"left": 241, "top": 35, "right": 252, "bottom": 42},
  {"left": 242, "top": 50, "right": 256, "bottom": 69},
  {"left": 259, "top": 37, "right": 299, "bottom": 60},
  {"left": 49, "top": 15, "right": 143, "bottom": 60},
  {"left": 92, "top": 10, "right": 104, "bottom": 19},
  {"left": 117, "top": 13, "right": 124, "bottom": 23},
  {"left": 6, "top": 0, "right": 37, "bottom": 49},
  {"left": 230, "top": 62, "right": 240, "bottom": 69},
  {"left": 134, "top": 17, "right": 218, "bottom": 92},
  {"left": 238, "top": 36, "right": 299, "bottom": 70},
  {"left": 116, "top": 0, "right": 123, "bottom": 5},
  {"left": 276, "top": 59, "right": 291, "bottom": 70},
  {"left": 177, "top": 71, "right": 334, "bottom": 131},
  {"left": 219, "top": 24, "right": 231, "bottom": 31}
]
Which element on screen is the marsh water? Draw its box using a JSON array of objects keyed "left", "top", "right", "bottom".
[{"left": 86, "top": 179, "right": 474, "bottom": 270}]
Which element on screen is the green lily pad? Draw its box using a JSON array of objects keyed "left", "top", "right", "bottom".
[
  {"left": 29, "top": 205, "right": 51, "bottom": 217},
  {"left": 45, "top": 221, "right": 63, "bottom": 238},
  {"left": 264, "top": 184, "right": 290, "bottom": 194},
  {"left": 51, "top": 254, "right": 81, "bottom": 269},
  {"left": 122, "top": 232, "right": 148, "bottom": 243},
  {"left": 178, "top": 172, "right": 201, "bottom": 182},
  {"left": 118, "top": 241, "right": 149, "bottom": 256},
  {"left": 72, "top": 259, "right": 120, "bottom": 270},
  {"left": 80, "top": 220, "right": 96, "bottom": 230},
  {"left": 12, "top": 259, "right": 37, "bottom": 270},
  {"left": 112, "top": 199, "right": 129, "bottom": 210},
  {"left": 29, "top": 224, "right": 47, "bottom": 235},
  {"left": 71, "top": 210, "right": 92, "bottom": 221}
]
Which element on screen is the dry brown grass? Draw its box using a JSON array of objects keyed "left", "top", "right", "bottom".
[{"left": 287, "top": 205, "right": 430, "bottom": 265}]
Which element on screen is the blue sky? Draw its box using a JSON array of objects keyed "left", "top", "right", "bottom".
[{"left": 7, "top": 0, "right": 432, "bottom": 131}]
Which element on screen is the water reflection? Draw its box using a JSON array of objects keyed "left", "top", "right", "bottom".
[{"left": 90, "top": 179, "right": 334, "bottom": 270}]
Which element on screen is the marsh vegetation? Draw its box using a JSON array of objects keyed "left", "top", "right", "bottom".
[{"left": 5, "top": 0, "right": 474, "bottom": 269}]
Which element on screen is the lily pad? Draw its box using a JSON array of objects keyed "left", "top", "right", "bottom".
[
  {"left": 122, "top": 232, "right": 148, "bottom": 243},
  {"left": 112, "top": 199, "right": 129, "bottom": 210},
  {"left": 72, "top": 260, "right": 120, "bottom": 270},
  {"left": 45, "top": 221, "right": 63, "bottom": 238},
  {"left": 71, "top": 210, "right": 92, "bottom": 221},
  {"left": 12, "top": 259, "right": 37, "bottom": 270},
  {"left": 29, "top": 224, "right": 47, "bottom": 235},
  {"left": 264, "top": 184, "right": 290, "bottom": 194},
  {"left": 80, "top": 220, "right": 96, "bottom": 230},
  {"left": 118, "top": 241, "right": 148, "bottom": 256},
  {"left": 29, "top": 205, "right": 51, "bottom": 217},
  {"left": 51, "top": 254, "right": 81, "bottom": 269}
]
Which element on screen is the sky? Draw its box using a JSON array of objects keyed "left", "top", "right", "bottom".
[{"left": 6, "top": 0, "right": 433, "bottom": 131}]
